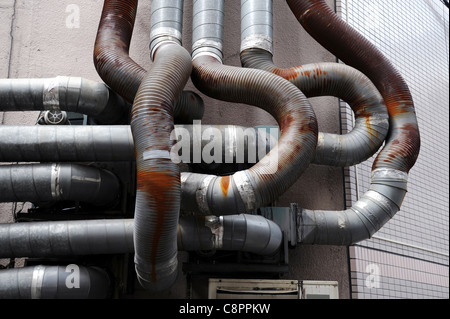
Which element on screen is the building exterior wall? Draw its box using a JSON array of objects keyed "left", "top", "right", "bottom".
[{"left": 337, "top": 0, "right": 449, "bottom": 299}]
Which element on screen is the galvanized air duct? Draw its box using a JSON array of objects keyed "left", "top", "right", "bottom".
[
  {"left": 0, "top": 219, "right": 134, "bottom": 258},
  {"left": 187, "top": 0, "right": 318, "bottom": 216},
  {"left": 0, "top": 164, "right": 120, "bottom": 206},
  {"left": 0, "top": 215, "right": 281, "bottom": 258},
  {"left": 284, "top": 0, "right": 421, "bottom": 244},
  {"left": 131, "top": 0, "right": 192, "bottom": 292},
  {"left": 0, "top": 124, "right": 275, "bottom": 168},
  {"left": 0, "top": 125, "right": 134, "bottom": 163},
  {"left": 93, "top": 0, "right": 204, "bottom": 124},
  {"left": 178, "top": 214, "right": 282, "bottom": 255},
  {"left": 240, "top": 0, "right": 389, "bottom": 167},
  {"left": 0, "top": 265, "right": 111, "bottom": 299},
  {"left": 0, "top": 77, "right": 128, "bottom": 124}
]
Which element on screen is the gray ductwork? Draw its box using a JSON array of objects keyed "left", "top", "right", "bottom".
[
  {"left": 178, "top": 214, "right": 282, "bottom": 255},
  {"left": 0, "top": 124, "right": 275, "bottom": 169},
  {"left": 0, "top": 219, "right": 134, "bottom": 258},
  {"left": 240, "top": 0, "right": 390, "bottom": 167},
  {"left": 0, "top": 77, "right": 128, "bottom": 124},
  {"left": 0, "top": 164, "right": 120, "bottom": 206},
  {"left": 284, "top": 0, "right": 421, "bottom": 245},
  {"left": 188, "top": 0, "right": 318, "bottom": 217},
  {"left": 0, "top": 265, "right": 111, "bottom": 299},
  {"left": 0, "top": 215, "right": 281, "bottom": 258}
]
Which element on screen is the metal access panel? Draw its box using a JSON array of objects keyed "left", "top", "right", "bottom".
[
  {"left": 208, "top": 279, "right": 300, "bottom": 299},
  {"left": 208, "top": 279, "right": 339, "bottom": 299},
  {"left": 300, "top": 281, "right": 339, "bottom": 299}
]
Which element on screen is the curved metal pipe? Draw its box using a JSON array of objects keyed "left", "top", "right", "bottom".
[
  {"left": 0, "top": 164, "right": 120, "bottom": 206},
  {"left": 287, "top": 0, "right": 420, "bottom": 172},
  {"left": 284, "top": 0, "right": 421, "bottom": 244},
  {"left": 241, "top": 51, "right": 389, "bottom": 167},
  {"left": 93, "top": 0, "right": 204, "bottom": 124},
  {"left": 0, "top": 265, "right": 111, "bottom": 299},
  {"left": 240, "top": 0, "right": 389, "bottom": 167},
  {"left": 0, "top": 77, "right": 128, "bottom": 124},
  {"left": 187, "top": 0, "right": 318, "bottom": 216},
  {"left": 178, "top": 214, "right": 282, "bottom": 255}
]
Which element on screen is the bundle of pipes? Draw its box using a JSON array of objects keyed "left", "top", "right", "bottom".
[{"left": 0, "top": 0, "right": 420, "bottom": 297}]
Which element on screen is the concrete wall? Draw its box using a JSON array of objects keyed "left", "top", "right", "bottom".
[{"left": 0, "top": 0, "right": 349, "bottom": 299}]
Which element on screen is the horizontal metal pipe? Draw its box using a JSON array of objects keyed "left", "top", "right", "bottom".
[
  {"left": 178, "top": 214, "right": 282, "bottom": 255},
  {"left": 0, "top": 77, "right": 128, "bottom": 124},
  {"left": 0, "top": 126, "right": 134, "bottom": 162},
  {"left": 0, "top": 215, "right": 281, "bottom": 258},
  {"left": 0, "top": 219, "right": 134, "bottom": 258},
  {"left": 0, "top": 164, "right": 120, "bottom": 206},
  {"left": 0, "top": 265, "right": 111, "bottom": 299},
  {"left": 0, "top": 125, "right": 276, "bottom": 169}
]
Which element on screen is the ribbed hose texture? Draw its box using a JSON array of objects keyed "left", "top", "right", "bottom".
[
  {"left": 241, "top": 49, "right": 389, "bottom": 167},
  {"left": 286, "top": 0, "right": 420, "bottom": 173},
  {"left": 131, "top": 43, "right": 192, "bottom": 292},
  {"left": 190, "top": 55, "right": 317, "bottom": 213},
  {"left": 94, "top": 0, "right": 204, "bottom": 124}
]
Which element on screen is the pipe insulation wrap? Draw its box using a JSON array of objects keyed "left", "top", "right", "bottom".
[
  {"left": 0, "top": 219, "right": 134, "bottom": 258},
  {"left": 0, "top": 265, "right": 111, "bottom": 299},
  {"left": 0, "top": 164, "right": 120, "bottom": 206},
  {"left": 131, "top": 42, "right": 192, "bottom": 292},
  {"left": 192, "top": 0, "right": 225, "bottom": 61},
  {"left": 178, "top": 214, "right": 282, "bottom": 255},
  {"left": 93, "top": 0, "right": 204, "bottom": 123},
  {"left": 0, "top": 77, "right": 128, "bottom": 124}
]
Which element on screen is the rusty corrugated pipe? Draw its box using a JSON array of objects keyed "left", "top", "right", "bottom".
[
  {"left": 282, "top": 0, "right": 421, "bottom": 245},
  {"left": 187, "top": 0, "right": 317, "bottom": 216},
  {"left": 93, "top": 0, "right": 204, "bottom": 124},
  {"left": 286, "top": 0, "right": 420, "bottom": 173},
  {"left": 131, "top": 42, "right": 192, "bottom": 292},
  {"left": 241, "top": 48, "right": 389, "bottom": 167}
]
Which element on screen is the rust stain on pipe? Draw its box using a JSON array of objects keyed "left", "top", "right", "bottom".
[
  {"left": 286, "top": 0, "right": 420, "bottom": 173},
  {"left": 220, "top": 176, "right": 231, "bottom": 197}
]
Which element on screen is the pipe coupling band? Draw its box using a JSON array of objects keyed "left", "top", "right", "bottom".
[
  {"left": 240, "top": 34, "right": 273, "bottom": 54},
  {"left": 192, "top": 40, "right": 223, "bottom": 62},
  {"left": 150, "top": 27, "right": 182, "bottom": 60}
]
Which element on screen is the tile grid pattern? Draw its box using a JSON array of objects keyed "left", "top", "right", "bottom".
[{"left": 337, "top": 0, "right": 449, "bottom": 299}]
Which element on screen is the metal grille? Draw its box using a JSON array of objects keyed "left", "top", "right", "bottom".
[{"left": 337, "top": 0, "right": 449, "bottom": 299}]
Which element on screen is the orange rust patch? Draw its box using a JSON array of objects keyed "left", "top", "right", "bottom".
[
  {"left": 220, "top": 176, "right": 231, "bottom": 197},
  {"left": 273, "top": 68, "right": 299, "bottom": 82},
  {"left": 136, "top": 169, "right": 179, "bottom": 283}
]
